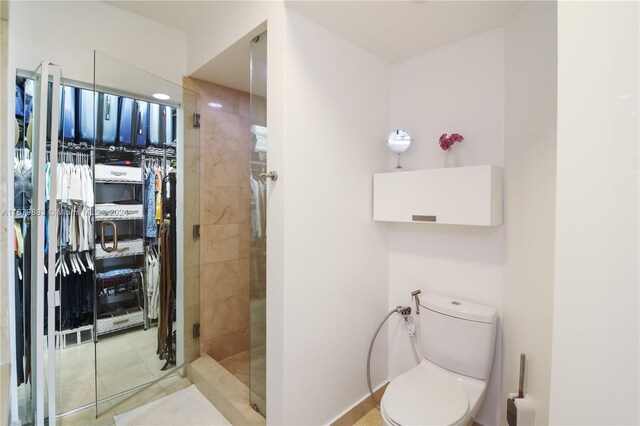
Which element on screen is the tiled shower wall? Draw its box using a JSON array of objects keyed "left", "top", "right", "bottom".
[{"left": 183, "top": 77, "right": 251, "bottom": 362}]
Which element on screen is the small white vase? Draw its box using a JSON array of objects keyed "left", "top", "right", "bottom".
[{"left": 444, "top": 146, "right": 458, "bottom": 168}]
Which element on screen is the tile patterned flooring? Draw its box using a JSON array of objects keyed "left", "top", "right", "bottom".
[
  {"left": 46, "top": 327, "right": 167, "bottom": 414},
  {"left": 59, "top": 375, "right": 191, "bottom": 426},
  {"left": 25, "top": 327, "right": 189, "bottom": 424},
  {"left": 20, "top": 329, "right": 263, "bottom": 424}
]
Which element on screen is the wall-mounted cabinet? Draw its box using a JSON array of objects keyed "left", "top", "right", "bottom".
[{"left": 373, "top": 165, "right": 503, "bottom": 226}]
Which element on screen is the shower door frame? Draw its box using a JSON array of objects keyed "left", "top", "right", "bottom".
[{"left": 7, "top": 61, "right": 63, "bottom": 425}]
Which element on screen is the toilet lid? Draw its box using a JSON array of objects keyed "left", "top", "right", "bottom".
[{"left": 382, "top": 365, "right": 469, "bottom": 426}]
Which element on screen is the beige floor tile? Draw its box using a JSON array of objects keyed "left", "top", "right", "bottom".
[
  {"left": 54, "top": 344, "right": 95, "bottom": 367},
  {"left": 109, "top": 383, "right": 167, "bottom": 415},
  {"left": 142, "top": 354, "right": 170, "bottom": 379},
  {"left": 124, "top": 328, "right": 157, "bottom": 347},
  {"left": 159, "top": 376, "right": 192, "bottom": 395},
  {"left": 57, "top": 367, "right": 107, "bottom": 413},
  {"left": 96, "top": 348, "right": 143, "bottom": 375},
  {"left": 354, "top": 408, "right": 383, "bottom": 426},
  {"left": 94, "top": 336, "right": 134, "bottom": 360},
  {"left": 60, "top": 406, "right": 116, "bottom": 426},
  {"left": 100, "top": 361, "right": 155, "bottom": 396}
]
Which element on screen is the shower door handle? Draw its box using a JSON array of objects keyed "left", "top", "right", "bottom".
[
  {"left": 100, "top": 221, "right": 118, "bottom": 253},
  {"left": 259, "top": 171, "right": 278, "bottom": 181}
]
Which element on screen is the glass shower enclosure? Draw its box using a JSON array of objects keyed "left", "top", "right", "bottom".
[{"left": 249, "top": 30, "right": 267, "bottom": 417}]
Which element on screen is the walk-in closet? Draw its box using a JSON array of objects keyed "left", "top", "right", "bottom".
[{"left": 10, "top": 53, "right": 200, "bottom": 424}]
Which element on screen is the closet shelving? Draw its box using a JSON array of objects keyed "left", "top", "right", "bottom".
[
  {"left": 90, "top": 95, "right": 177, "bottom": 339},
  {"left": 93, "top": 148, "right": 147, "bottom": 336},
  {"left": 50, "top": 81, "right": 176, "bottom": 338}
]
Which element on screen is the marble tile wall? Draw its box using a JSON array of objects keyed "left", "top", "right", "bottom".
[{"left": 182, "top": 77, "right": 251, "bottom": 362}]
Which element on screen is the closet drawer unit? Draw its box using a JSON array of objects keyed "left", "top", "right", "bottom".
[
  {"left": 95, "top": 164, "right": 142, "bottom": 184},
  {"left": 95, "top": 238, "right": 145, "bottom": 259},
  {"left": 95, "top": 203, "right": 144, "bottom": 221},
  {"left": 96, "top": 308, "right": 144, "bottom": 336}
]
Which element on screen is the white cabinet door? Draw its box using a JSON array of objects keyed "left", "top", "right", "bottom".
[
  {"left": 373, "top": 170, "right": 422, "bottom": 222},
  {"left": 373, "top": 165, "right": 502, "bottom": 226}
]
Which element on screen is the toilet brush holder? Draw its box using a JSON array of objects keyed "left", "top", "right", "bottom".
[
  {"left": 507, "top": 353, "right": 535, "bottom": 426},
  {"left": 507, "top": 393, "right": 535, "bottom": 426}
]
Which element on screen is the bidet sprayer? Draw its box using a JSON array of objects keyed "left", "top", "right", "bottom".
[{"left": 411, "top": 290, "right": 422, "bottom": 314}]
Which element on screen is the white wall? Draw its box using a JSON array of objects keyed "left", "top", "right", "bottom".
[
  {"left": 387, "top": 29, "right": 505, "bottom": 426},
  {"left": 186, "top": 1, "right": 279, "bottom": 76},
  {"left": 501, "top": 2, "right": 557, "bottom": 425},
  {"left": 282, "top": 10, "right": 390, "bottom": 424},
  {"left": 549, "top": 2, "right": 639, "bottom": 425},
  {"left": 9, "top": 0, "right": 187, "bottom": 85}
]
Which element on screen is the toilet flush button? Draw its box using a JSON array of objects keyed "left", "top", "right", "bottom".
[{"left": 451, "top": 301, "right": 461, "bottom": 306}]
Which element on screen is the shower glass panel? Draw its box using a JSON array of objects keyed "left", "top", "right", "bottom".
[
  {"left": 250, "top": 30, "right": 267, "bottom": 416},
  {"left": 92, "top": 52, "right": 200, "bottom": 415},
  {"left": 13, "top": 64, "right": 43, "bottom": 426},
  {"left": 48, "top": 71, "right": 97, "bottom": 420}
]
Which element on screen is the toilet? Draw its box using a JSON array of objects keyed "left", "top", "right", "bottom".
[{"left": 381, "top": 293, "right": 497, "bottom": 426}]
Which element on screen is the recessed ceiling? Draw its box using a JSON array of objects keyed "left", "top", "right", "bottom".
[
  {"left": 285, "top": 1, "right": 524, "bottom": 63},
  {"left": 103, "top": 0, "right": 263, "bottom": 93},
  {"left": 103, "top": 0, "right": 524, "bottom": 91},
  {"left": 103, "top": 1, "right": 211, "bottom": 33},
  {"left": 189, "top": 23, "right": 266, "bottom": 95}
]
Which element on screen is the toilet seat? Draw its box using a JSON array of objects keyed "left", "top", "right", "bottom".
[{"left": 381, "top": 363, "right": 470, "bottom": 426}]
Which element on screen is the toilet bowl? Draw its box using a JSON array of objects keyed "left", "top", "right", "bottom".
[
  {"left": 380, "top": 294, "right": 497, "bottom": 426},
  {"left": 380, "top": 359, "right": 486, "bottom": 426}
]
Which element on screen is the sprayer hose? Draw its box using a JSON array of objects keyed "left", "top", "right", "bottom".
[{"left": 366, "top": 308, "right": 420, "bottom": 407}]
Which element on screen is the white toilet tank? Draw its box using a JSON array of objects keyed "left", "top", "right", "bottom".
[{"left": 419, "top": 293, "right": 497, "bottom": 380}]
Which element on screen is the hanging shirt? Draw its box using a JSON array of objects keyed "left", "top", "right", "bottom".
[
  {"left": 154, "top": 167, "right": 163, "bottom": 223},
  {"left": 14, "top": 221, "right": 23, "bottom": 257},
  {"left": 146, "top": 250, "right": 160, "bottom": 320},
  {"left": 13, "top": 168, "right": 32, "bottom": 212},
  {"left": 145, "top": 168, "right": 157, "bottom": 238},
  {"left": 80, "top": 164, "right": 94, "bottom": 251}
]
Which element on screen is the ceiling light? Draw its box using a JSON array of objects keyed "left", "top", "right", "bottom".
[
  {"left": 208, "top": 102, "right": 223, "bottom": 109},
  {"left": 153, "top": 93, "right": 171, "bottom": 100}
]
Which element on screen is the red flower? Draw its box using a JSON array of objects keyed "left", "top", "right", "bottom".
[
  {"left": 450, "top": 133, "right": 464, "bottom": 143},
  {"left": 438, "top": 133, "right": 464, "bottom": 150}
]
